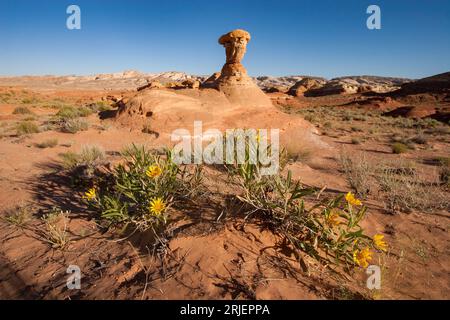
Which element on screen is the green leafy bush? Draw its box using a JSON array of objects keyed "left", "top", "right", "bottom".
[
  {"left": 226, "top": 138, "right": 381, "bottom": 270},
  {"left": 82, "top": 144, "right": 203, "bottom": 236}
]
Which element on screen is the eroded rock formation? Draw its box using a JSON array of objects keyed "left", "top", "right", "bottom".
[{"left": 213, "top": 29, "right": 272, "bottom": 107}]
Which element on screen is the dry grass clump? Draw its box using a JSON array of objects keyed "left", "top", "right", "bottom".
[
  {"left": 437, "top": 157, "right": 450, "bottom": 187},
  {"left": 16, "top": 121, "right": 40, "bottom": 135},
  {"left": 35, "top": 138, "right": 58, "bottom": 148},
  {"left": 3, "top": 205, "right": 33, "bottom": 227},
  {"left": 61, "top": 118, "right": 89, "bottom": 133},
  {"left": 376, "top": 161, "right": 448, "bottom": 214},
  {"left": 339, "top": 151, "right": 374, "bottom": 199},
  {"left": 391, "top": 142, "right": 409, "bottom": 154},
  {"left": 340, "top": 150, "right": 449, "bottom": 214},
  {"left": 12, "top": 106, "right": 33, "bottom": 115},
  {"left": 60, "top": 145, "right": 105, "bottom": 170},
  {"left": 56, "top": 105, "right": 94, "bottom": 120},
  {"left": 39, "top": 208, "right": 71, "bottom": 249}
]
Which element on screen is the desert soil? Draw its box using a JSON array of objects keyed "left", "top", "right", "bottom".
[{"left": 0, "top": 81, "right": 449, "bottom": 300}]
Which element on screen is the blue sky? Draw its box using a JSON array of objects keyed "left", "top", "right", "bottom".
[{"left": 0, "top": 0, "right": 449, "bottom": 79}]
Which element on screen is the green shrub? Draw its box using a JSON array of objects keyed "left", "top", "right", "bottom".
[
  {"left": 226, "top": 138, "right": 379, "bottom": 269},
  {"left": 82, "top": 144, "right": 203, "bottom": 239},
  {"left": 391, "top": 142, "right": 409, "bottom": 154},
  {"left": 56, "top": 106, "right": 93, "bottom": 120},
  {"left": 16, "top": 121, "right": 40, "bottom": 135}
]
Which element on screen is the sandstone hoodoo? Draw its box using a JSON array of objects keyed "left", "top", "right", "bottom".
[
  {"left": 114, "top": 29, "right": 325, "bottom": 151},
  {"left": 208, "top": 29, "right": 272, "bottom": 107}
]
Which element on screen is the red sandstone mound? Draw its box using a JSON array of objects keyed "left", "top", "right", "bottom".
[{"left": 396, "top": 72, "right": 450, "bottom": 95}]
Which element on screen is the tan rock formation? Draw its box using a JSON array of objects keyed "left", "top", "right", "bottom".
[
  {"left": 215, "top": 29, "right": 272, "bottom": 107},
  {"left": 288, "top": 78, "right": 325, "bottom": 97},
  {"left": 115, "top": 29, "right": 327, "bottom": 154}
]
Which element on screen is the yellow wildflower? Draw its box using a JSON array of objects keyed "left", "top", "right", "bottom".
[
  {"left": 326, "top": 210, "right": 341, "bottom": 226},
  {"left": 345, "top": 192, "right": 362, "bottom": 206},
  {"left": 353, "top": 247, "right": 373, "bottom": 268},
  {"left": 149, "top": 197, "right": 166, "bottom": 216},
  {"left": 83, "top": 188, "right": 96, "bottom": 201},
  {"left": 146, "top": 165, "right": 162, "bottom": 178},
  {"left": 373, "top": 234, "right": 388, "bottom": 252}
]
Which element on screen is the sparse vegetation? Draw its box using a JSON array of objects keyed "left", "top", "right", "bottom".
[
  {"left": 12, "top": 106, "right": 33, "bottom": 115},
  {"left": 391, "top": 142, "right": 409, "bottom": 154},
  {"left": 61, "top": 118, "right": 89, "bottom": 133},
  {"left": 376, "top": 162, "right": 448, "bottom": 213},
  {"left": 55, "top": 105, "right": 94, "bottom": 120},
  {"left": 39, "top": 208, "right": 71, "bottom": 249},
  {"left": 3, "top": 206, "right": 32, "bottom": 227},
  {"left": 340, "top": 151, "right": 373, "bottom": 198},
  {"left": 59, "top": 145, "right": 105, "bottom": 170},
  {"left": 16, "top": 121, "right": 40, "bottom": 135},
  {"left": 438, "top": 157, "right": 450, "bottom": 187},
  {"left": 35, "top": 138, "right": 58, "bottom": 148}
]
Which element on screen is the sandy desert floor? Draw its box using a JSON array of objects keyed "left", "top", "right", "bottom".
[{"left": 0, "top": 82, "right": 449, "bottom": 300}]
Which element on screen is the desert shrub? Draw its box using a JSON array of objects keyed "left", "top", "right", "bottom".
[
  {"left": 351, "top": 138, "right": 361, "bottom": 145},
  {"left": 12, "top": 106, "right": 33, "bottom": 115},
  {"left": 351, "top": 126, "right": 363, "bottom": 132},
  {"left": 21, "top": 97, "right": 39, "bottom": 104},
  {"left": 339, "top": 151, "right": 373, "bottom": 198},
  {"left": 39, "top": 208, "right": 71, "bottom": 249},
  {"left": 226, "top": 139, "right": 382, "bottom": 270},
  {"left": 61, "top": 118, "right": 89, "bottom": 133},
  {"left": 3, "top": 206, "right": 32, "bottom": 227},
  {"left": 82, "top": 144, "right": 203, "bottom": 242},
  {"left": 410, "top": 134, "right": 427, "bottom": 145},
  {"left": 391, "top": 142, "right": 409, "bottom": 154},
  {"left": 16, "top": 121, "right": 40, "bottom": 135},
  {"left": 87, "top": 101, "right": 112, "bottom": 112},
  {"left": 60, "top": 145, "right": 105, "bottom": 170},
  {"left": 35, "top": 138, "right": 58, "bottom": 148},
  {"left": 323, "top": 121, "right": 333, "bottom": 129},
  {"left": 56, "top": 105, "right": 93, "bottom": 120},
  {"left": 418, "top": 118, "right": 440, "bottom": 129},
  {"left": 438, "top": 157, "right": 450, "bottom": 187},
  {"left": 376, "top": 162, "right": 449, "bottom": 213},
  {"left": 304, "top": 114, "right": 316, "bottom": 123},
  {"left": 353, "top": 115, "right": 368, "bottom": 121}
]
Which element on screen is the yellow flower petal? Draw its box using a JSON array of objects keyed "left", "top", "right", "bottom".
[
  {"left": 373, "top": 234, "right": 388, "bottom": 252},
  {"left": 345, "top": 192, "right": 362, "bottom": 206},
  {"left": 353, "top": 247, "right": 373, "bottom": 268},
  {"left": 83, "top": 188, "right": 96, "bottom": 201},
  {"left": 149, "top": 197, "right": 166, "bottom": 216},
  {"left": 146, "top": 165, "right": 162, "bottom": 178}
]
